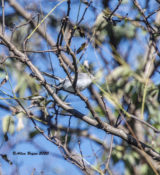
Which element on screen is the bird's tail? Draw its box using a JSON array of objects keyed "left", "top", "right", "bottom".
[{"left": 41, "top": 72, "right": 63, "bottom": 82}]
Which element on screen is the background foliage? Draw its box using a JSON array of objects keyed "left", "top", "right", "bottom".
[{"left": 0, "top": 0, "right": 160, "bottom": 175}]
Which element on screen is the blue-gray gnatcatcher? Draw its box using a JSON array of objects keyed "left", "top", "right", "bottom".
[
  {"left": 42, "top": 61, "right": 94, "bottom": 93},
  {"left": 50, "top": 72, "right": 94, "bottom": 93}
]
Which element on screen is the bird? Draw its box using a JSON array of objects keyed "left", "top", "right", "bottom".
[
  {"left": 43, "top": 72, "right": 94, "bottom": 93},
  {"left": 57, "top": 72, "right": 94, "bottom": 92},
  {"left": 42, "top": 60, "right": 95, "bottom": 93}
]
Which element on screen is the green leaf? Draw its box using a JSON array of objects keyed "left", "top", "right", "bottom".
[
  {"left": 77, "top": 42, "right": 87, "bottom": 54},
  {"left": 2, "top": 116, "right": 15, "bottom": 135},
  {"left": 29, "top": 130, "right": 39, "bottom": 138}
]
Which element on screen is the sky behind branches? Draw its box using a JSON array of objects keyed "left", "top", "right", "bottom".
[{"left": 0, "top": 0, "right": 160, "bottom": 174}]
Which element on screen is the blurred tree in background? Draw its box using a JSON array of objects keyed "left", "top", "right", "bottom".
[{"left": 0, "top": 0, "right": 160, "bottom": 174}]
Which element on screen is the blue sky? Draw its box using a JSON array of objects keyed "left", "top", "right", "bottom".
[{"left": 1, "top": 0, "right": 159, "bottom": 174}]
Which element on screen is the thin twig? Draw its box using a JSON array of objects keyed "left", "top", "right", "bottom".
[
  {"left": 1, "top": 0, "right": 5, "bottom": 35},
  {"left": 104, "top": 135, "right": 113, "bottom": 174},
  {"left": 107, "top": 0, "right": 123, "bottom": 21},
  {"left": 64, "top": 116, "right": 72, "bottom": 147}
]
